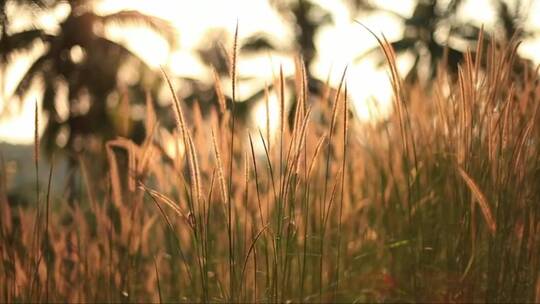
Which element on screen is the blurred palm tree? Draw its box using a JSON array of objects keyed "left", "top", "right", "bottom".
[
  {"left": 162, "top": 29, "right": 261, "bottom": 125},
  {"left": 351, "top": 0, "right": 538, "bottom": 82},
  {"left": 0, "top": 0, "right": 55, "bottom": 56},
  {"left": 234, "top": 0, "right": 337, "bottom": 127},
  {"left": 2, "top": 0, "right": 176, "bottom": 156},
  {"left": 269, "top": 0, "right": 333, "bottom": 78},
  {"left": 0, "top": 0, "right": 55, "bottom": 98},
  {"left": 235, "top": 0, "right": 539, "bottom": 129}
]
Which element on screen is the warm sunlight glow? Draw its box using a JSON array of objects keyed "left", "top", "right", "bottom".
[
  {"left": 3, "top": 2, "right": 540, "bottom": 302},
  {"left": 2, "top": 0, "right": 540, "bottom": 144}
]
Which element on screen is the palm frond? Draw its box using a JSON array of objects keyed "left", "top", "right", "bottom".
[
  {"left": 444, "top": 0, "right": 465, "bottom": 17},
  {"left": 0, "top": 29, "right": 46, "bottom": 59},
  {"left": 14, "top": 53, "right": 50, "bottom": 98},
  {"left": 99, "top": 10, "right": 177, "bottom": 46},
  {"left": 93, "top": 36, "right": 152, "bottom": 71},
  {"left": 4, "top": 0, "right": 55, "bottom": 11},
  {"left": 346, "top": 1, "right": 407, "bottom": 20},
  {"left": 354, "top": 38, "right": 416, "bottom": 64},
  {"left": 241, "top": 33, "right": 277, "bottom": 52}
]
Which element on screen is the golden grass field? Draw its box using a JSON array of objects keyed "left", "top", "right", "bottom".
[{"left": 1, "top": 30, "right": 540, "bottom": 303}]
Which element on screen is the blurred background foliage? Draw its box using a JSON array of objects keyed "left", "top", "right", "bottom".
[
  {"left": 0, "top": 0, "right": 538, "bottom": 163},
  {"left": 2, "top": 0, "right": 175, "bottom": 157}
]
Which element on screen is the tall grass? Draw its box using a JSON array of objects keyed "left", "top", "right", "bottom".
[{"left": 1, "top": 32, "right": 540, "bottom": 303}]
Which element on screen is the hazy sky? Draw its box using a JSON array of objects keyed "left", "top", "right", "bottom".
[{"left": 1, "top": 0, "right": 539, "bottom": 144}]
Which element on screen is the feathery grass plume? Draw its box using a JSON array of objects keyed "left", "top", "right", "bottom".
[
  {"left": 356, "top": 21, "right": 408, "bottom": 151},
  {"left": 230, "top": 22, "right": 239, "bottom": 103},
  {"left": 227, "top": 21, "right": 239, "bottom": 301},
  {"left": 264, "top": 83, "right": 271, "bottom": 151},
  {"left": 357, "top": 22, "right": 421, "bottom": 237},
  {"left": 290, "top": 107, "right": 312, "bottom": 177},
  {"left": 458, "top": 167, "right": 496, "bottom": 235},
  {"left": 161, "top": 68, "right": 188, "bottom": 144},
  {"left": 212, "top": 67, "right": 227, "bottom": 114},
  {"left": 212, "top": 129, "right": 228, "bottom": 203},
  {"left": 185, "top": 130, "right": 202, "bottom": 210},
  {"left": 161, "top": 67, "right": 201, "bottom": 227},
  {"left": 139, "top": 182, "right": 194, "bottom": 286},
  {"left": 139, "top": 183, "right": 186, "bottom": 219}
]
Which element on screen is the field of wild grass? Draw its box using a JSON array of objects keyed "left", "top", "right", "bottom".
[{"left": 1, "top": 33, "right": 540, "bottom": 303}]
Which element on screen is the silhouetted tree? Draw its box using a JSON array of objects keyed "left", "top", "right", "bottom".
[
  {"left": 3, "top": 0, "right": 175, "bottom": 156},
  {"left": 269, "top": 0, "right": 333, "bottom": 78},
  {"left": 1, "top": 0, "right": 55, "bottom": 98},
  {"left": 0, "top": 0, "right": 55, "bottom": 59},
  {"left": 352, "top": 0, "right": 538, "bottom": 82},
  {"left": 175, "top": 29, "right": 272, "bottom": 124}
]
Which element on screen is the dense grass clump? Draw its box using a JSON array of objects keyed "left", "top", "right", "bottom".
[{"left": 1, "top": 31, "right": 540, "bottom": 303}]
